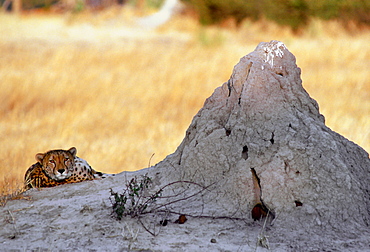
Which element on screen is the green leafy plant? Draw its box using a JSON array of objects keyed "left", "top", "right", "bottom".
[{"left": 110, "top": 174, "right": 161, "bottom": 220}]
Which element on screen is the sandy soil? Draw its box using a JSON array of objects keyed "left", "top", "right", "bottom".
[
  {"left": 1, "top": 170, "right": 276, "bottom": 251},
  {"left": 1, "top": 168, "right": 369, "bottom": 251}
]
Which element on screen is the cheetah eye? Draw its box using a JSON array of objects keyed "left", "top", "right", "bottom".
[{"left": 49, "top": 159, "right": 55, "bottom": 164}]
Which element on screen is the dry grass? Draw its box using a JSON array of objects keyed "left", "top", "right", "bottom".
[{"left": 0, "top": 9, "right": 369, "bottom": 195}]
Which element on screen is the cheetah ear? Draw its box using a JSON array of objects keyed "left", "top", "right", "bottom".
[
  {"left": 68, "top": 147, "right": 77, "bottom": 157},
  {"left": 35, "top": 153, "right": 45, "bottom": 163}
]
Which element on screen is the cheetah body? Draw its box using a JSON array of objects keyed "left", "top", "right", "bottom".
[{"left": 24, "top": 147, "right": 106, "bottom": 189}]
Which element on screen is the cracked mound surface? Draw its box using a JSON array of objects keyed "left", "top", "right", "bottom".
[{"left": 153, "top": 40, "right": 370, "bottom": 236}]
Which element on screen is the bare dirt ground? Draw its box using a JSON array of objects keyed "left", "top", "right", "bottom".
[
  {"left": 0, "top": 171, "right": 272, "bottom": 251},
  {"left": 2, "top": 169, "right": 369, "bottom": 251}
]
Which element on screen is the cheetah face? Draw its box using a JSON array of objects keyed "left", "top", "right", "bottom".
[{"left": 35, "top": 147, "right": 77, "bottom": 181}]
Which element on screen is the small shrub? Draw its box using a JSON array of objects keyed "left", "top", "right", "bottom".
[
  {"left": 110, "top": 174, "right": 161, "bottom": 220},
  {"left": 262, "top": 0, "right": 309, "bottom": 32},
  {"left": 182, "top": 0, "right": 259, "bottom": 25}
]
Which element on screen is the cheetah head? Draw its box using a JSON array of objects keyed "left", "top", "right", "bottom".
[{"left": 35, "top": 147, "right": 77, "bottom": 181}]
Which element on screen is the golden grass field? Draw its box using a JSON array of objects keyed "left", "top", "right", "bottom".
[{"left": 0, "top": 8, "right": 369, "bottom": 198}]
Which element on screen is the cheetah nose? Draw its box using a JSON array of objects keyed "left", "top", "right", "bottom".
[{"left": 58, "top": 169, "right": 65, "bottom": 174}]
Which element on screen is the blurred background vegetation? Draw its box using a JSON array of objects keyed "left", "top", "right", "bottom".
[
  {"left": 184, "top": 0, "right": 370, "bottom": 30},
  {"left": 2, "top": 0, "right": 370, "bottom": 31}
]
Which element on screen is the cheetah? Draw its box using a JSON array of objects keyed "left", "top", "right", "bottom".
[{"left": 24, "top": 147, "right": 111, "bottom": 189}]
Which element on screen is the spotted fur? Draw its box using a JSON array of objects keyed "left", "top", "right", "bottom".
[{"left": 24, "top": 147, "right": 110, "bottom": 189}]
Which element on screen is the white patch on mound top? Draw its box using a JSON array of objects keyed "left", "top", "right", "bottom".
[{"left": 262, "top": 40, "right": 286, "bottom": 67}]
